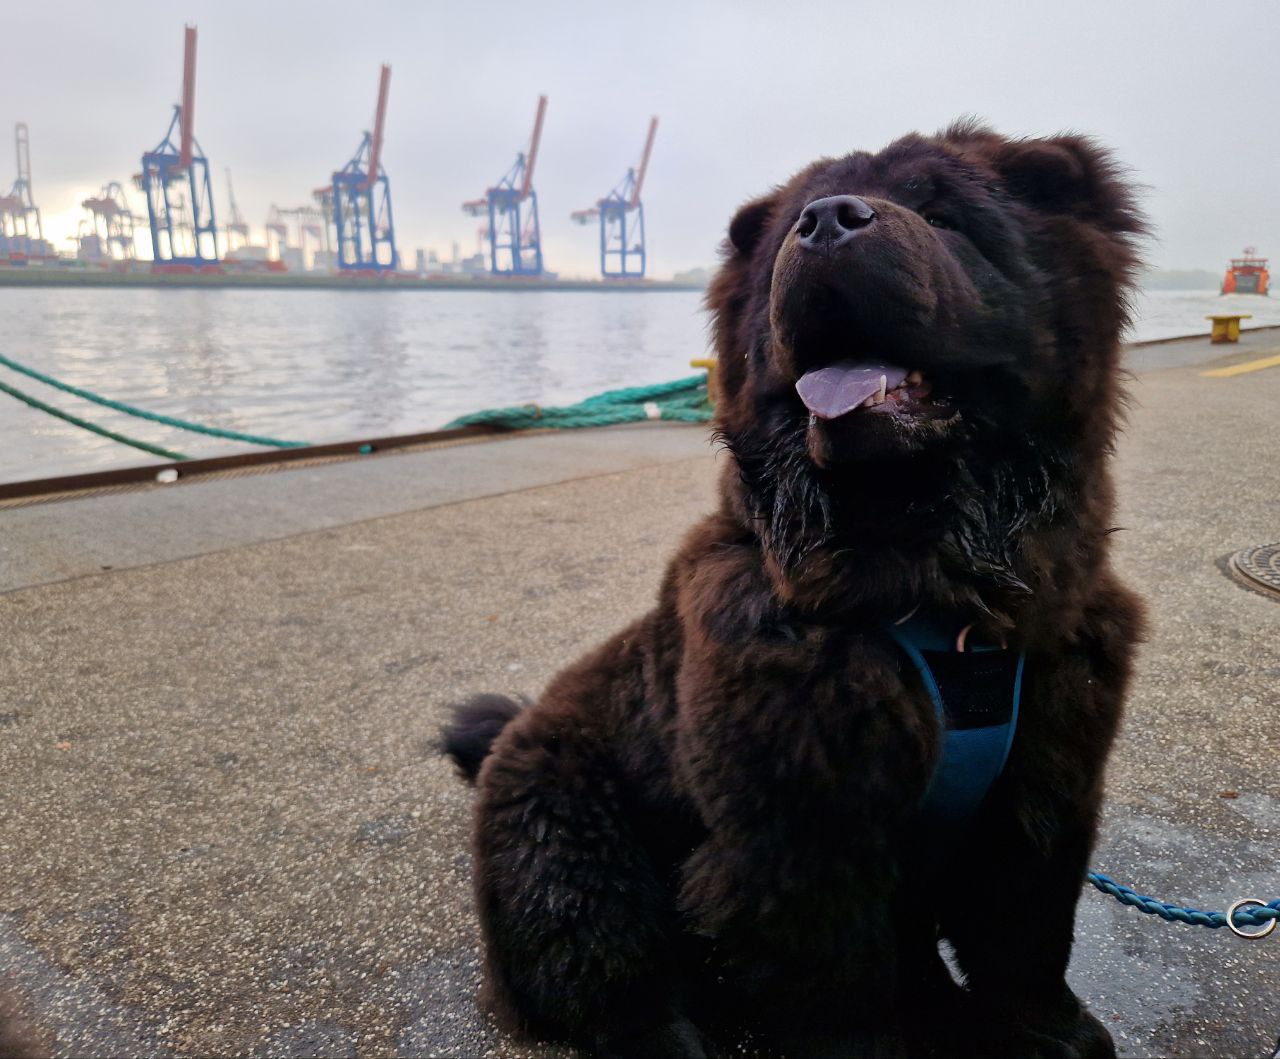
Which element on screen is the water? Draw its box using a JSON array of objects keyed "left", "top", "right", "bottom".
[
  {"left": 1, "top": 286, "right": 1276, "bottom": 484},
  {"left": 0, "top": 288, "right": 709, "bottom": 483},
  {"left": 1128, "top": 288, "right": 1280, "bottom": 343}
]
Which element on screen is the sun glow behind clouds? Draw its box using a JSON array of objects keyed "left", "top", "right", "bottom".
[
  {"left": 38, "top": 183, "right": 150, "bottom": 260},
  {"left": 41, "top": 200, "right": 97, "bottom": 250}
]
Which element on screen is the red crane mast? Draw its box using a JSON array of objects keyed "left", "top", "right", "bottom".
[{"left": 365, "top": 65, "right": 391, "bottom": 191}]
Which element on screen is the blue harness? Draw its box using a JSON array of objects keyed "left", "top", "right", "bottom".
[{"left": 886, "top": 611, "right": 1024, "bottom": 826}]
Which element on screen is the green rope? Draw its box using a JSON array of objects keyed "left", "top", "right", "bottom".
[
  {"left": 0, "top": 376, "right": 188, "bottom": 461},
  {"left": 2, "top": 359, "right": 709, "bottom": 465},
  {"left": 445, "top": 374, "right": 712, "bottom": 431},
  {"left": 0, "top": 353, "right": 307, "bottom": 449}
]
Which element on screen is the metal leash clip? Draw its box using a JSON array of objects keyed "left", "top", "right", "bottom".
[{"left": 1225, "top": 898, "right": 1278, "bottom": 940}]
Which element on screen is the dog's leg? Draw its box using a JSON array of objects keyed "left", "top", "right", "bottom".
[
  {"left": 943, "top": 804, "right": 1113, "bottom": 1059},
  {"left": 673, "top": 635, "right": 938, "bottom": 1056},
  {"left": 940, "top": 591, "right": 1140, "bottom": 1059},
  {"left": 681, "top": 824, "right": 918, "bottom": 1058},
  {"left": 472, "top": 701, "right": 706, "bottom": 1059}
]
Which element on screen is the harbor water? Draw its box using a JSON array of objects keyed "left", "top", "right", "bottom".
[{"left": 2, "top": 287, "right": 1277, "bottom": 484}]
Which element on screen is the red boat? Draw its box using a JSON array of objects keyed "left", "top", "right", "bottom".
[{"left": 1221, "top": 247, "right": 1270, "bottom": 294}]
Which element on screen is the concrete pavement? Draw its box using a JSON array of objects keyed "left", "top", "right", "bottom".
[{"left": 1, "top": 333, "right": 1277, "bottom": 1057}]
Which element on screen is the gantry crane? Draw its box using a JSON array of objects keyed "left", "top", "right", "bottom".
[
  {"left": 0, "top": 123, "right": 50, "bottom": 262},
  {"left": 265, "top": 204, "right": 328, "bottom": 271},
  {"left": 291, "top": 206, "right": 329, "bottom": 269},
  {"left": 329, "top": 64, "right": 397, "bottom": 272},
  {"left": 80, "top": 183, "right": 137, "bottom": 261},
  {"left": 311, "top": 184, "right": 335, "bottom": 266},
  {"left": 463, "top": 95, "right": 547, "bottom": 277},
  {"left": 264, "top": 203, "right": 290, "bottom": 261},
  {"left": 136, "top": 25, "right": 219, "bottom": 269},
  {"left": 224, "top": 168, "right": 250, "bottom": 252},
  {"left": 571, "top": 117, "right": 657, "bottom": 279}
]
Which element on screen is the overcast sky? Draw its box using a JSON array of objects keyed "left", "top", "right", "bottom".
[{"left": 3, "top": 0, "right": 1277, "bottom": 278}]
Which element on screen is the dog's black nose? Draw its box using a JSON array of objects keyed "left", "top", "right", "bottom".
[{"left": 795, "top": 195, "right": 876, "bottom": 250}]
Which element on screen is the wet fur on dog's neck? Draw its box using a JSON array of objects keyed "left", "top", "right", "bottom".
[{"left": 717, "top": 419, "right": 1078, "bottom": 621}]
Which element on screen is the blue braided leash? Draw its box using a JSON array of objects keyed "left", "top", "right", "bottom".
[
  {"left": 886, "top": 613, "right": 1279, "bottom": 942},
  {"left": 1088, "top": 872, "right": 1280, "bottom": 936}
]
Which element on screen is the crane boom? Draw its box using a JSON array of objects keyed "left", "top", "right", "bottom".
[
  {"left": 630, "top": 117, "right": 658, "bottom": 207},
  {"left": 179, "top": 25, "right": 197, "bottom": 170},
  {"left": 225, "top": 167, "right": 246, "bottom": 227},
  {"left": 364, "top": 64, "right": 391, "bottom": 191},
  {"left": 15, "top": 123, "right": 32, "bottom": 201},
  {"left": 521, "top": 95, "right": 547, "bottom": 198}
]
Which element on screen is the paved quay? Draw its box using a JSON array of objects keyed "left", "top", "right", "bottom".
[{"left": 1, "top": 331, "right": 1278, "bottom": 1058}]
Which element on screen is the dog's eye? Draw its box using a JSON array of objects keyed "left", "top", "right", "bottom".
[{"left": 918, "top": 201, "right": 957, "bottom": 231}]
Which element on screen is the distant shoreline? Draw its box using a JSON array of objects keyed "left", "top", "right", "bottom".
[
  {"left": 0, "top": 265, "right": 1248, "bottom": 296},
  {"left": 1140, "top": 268, "right": 1222, "bottom": 291},
  {"left": 0, "top": 267, "right": 707, "bottom": 293}
]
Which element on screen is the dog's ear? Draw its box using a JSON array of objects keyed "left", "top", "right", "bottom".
[
  {"left": 727, "top": 194, "right": 777, "bottom": 257},
  {"left": 993, "top": 139, "right": 1090, "bottom": 209},
  {"left": 991, "top": 135, "right": 1143, "bottom": 236}
]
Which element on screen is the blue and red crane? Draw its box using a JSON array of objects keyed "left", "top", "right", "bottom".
[
  {"left": 328, "top": 64, "right": 397, "bottom": 272},
  {"left": 572, "top": 116, "right": 657, "bottom": 279},
  {"left": 463, "top": 95, "right": 548, "bottom": 277},
  {"left": 137, "top": 25, "right": 219, "bottom": 271}
]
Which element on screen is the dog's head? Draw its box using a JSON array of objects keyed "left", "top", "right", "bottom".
[{"left": 708, "top": 122, "right": 1143, "bottom": 608}]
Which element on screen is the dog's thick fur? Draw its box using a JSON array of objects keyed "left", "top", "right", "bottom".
[
  {"left": 0, "top": 987, "right": 49, "bottom": 1059},
  {"left": 444, "top": 121, "right": 1145, "bottom": 1058}
]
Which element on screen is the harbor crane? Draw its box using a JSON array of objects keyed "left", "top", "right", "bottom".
[
  {"left": 329, "top": 64, "right": 397, "bottom": 272},
  {"left": 463, "top": 95, "right": 547, "bottom": 277},
  {"left": 224, "top": 169, "right": 250, "bottom": 252},
  {"left": 136, "top": 25, "right": 219, "bottom": 269},
  {"left": 80, "top": 182, "right": 137, "bottom": 261},
  {"left": 265, "top": 204, "right": 290, "bottom": 261},
  {"left": 266, "top": 204, "right": 329, "bottom": 271},
  {"left": 571, "top": 117, "right": 657, "bottom": 279},
  {"left": 1, "top": 123, "right": 50, "bottom": 262},
  {"left": 290, "top": 206, "right": 329, "bottom": 269}
]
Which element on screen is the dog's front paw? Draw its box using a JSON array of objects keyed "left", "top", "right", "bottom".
[
  {"left": 971, "top": 1003, "right": 1116, "bottom": 1059},
  {"left": 595, "top": 1015, "right": 709, "bottom": 1059}
]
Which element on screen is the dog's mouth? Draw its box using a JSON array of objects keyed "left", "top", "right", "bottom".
[{"left": 795, "top": 361, "right": 950, "bottom": 422}]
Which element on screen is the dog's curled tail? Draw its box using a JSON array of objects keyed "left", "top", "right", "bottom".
[{"left": 440, "top": 694, "right": 526, "bottom": 783}]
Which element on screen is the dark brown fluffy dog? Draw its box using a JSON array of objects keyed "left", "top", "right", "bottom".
[{"left": 444, "top": 121, "right": 1145, "bottom": 1058}]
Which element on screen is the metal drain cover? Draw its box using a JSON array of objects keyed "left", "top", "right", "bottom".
[{"left": 1228, "top": 543, "right": 1280, "bottom": 600}]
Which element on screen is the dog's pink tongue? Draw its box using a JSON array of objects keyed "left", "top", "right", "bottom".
[{"left": 796, "top": 362, "right": 908, "bottom": 420}]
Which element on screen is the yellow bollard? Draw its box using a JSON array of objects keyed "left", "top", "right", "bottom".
[
  {"left": 1206, "top": 313, "right": 1252, "bottom": 344},
  {"left": 690, "top": 357, "right": 719, "bottom": 405}
]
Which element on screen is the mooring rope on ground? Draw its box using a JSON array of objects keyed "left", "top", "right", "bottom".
[
  {"left": 444, "top": 374, "right": 712, "bottom": 431},
  {"left": 1088, "top": 872, "right": 1280, "bottom": 937},
  {"left": 0, "top": 376, "right": 188, "bottom": 461},
  {"left": 0, "top": 353, "right": 307, "bottom": 449},
  {"left": 1, "top": 354, "right": 707, "bottom": 461}
]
